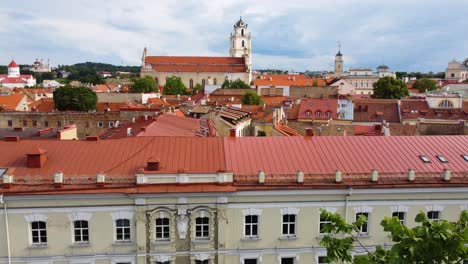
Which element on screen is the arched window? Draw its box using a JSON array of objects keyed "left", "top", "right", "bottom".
[
  {"left": 241, "top": 29, "right": 244, "bottom": 36},
  {"left": 438, "top": 100, "right": 453, "bottom": 108},
  {"left": 213, "top": 78, "right": 217, "bottom": 85},
  {"left": 242, "top": 40, "right": 245, "bottom": 47},
  {"left": 202, "top": 79, "right": 206, "bottom": 87},
  {"left": 189, "top": 79, "right": 193, "bottom": 89},
  {"left": 316, "top": 111, "right": 322, "bottom": 117}
]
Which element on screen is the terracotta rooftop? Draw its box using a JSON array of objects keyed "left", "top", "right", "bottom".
[
  {"left": 0, "top": 94, "right": 26, "bottom": 111},
  {"left": 400, "top": 99, "right": 467, "bottom": 120},
  {"left": 253, "top": 74, "right": 328, "bottom": 86},
  {"left": 298, "top": 98, "right": 338, "bottom": 120},
  {"left": 8, "top": 60, "right": 18, "bottom": 67},
  {"left": 354, "top": 99, "right": 400, "bottom": 123},
  {"left": 145, "top": 56, "right": 246, "bottom": 73}
]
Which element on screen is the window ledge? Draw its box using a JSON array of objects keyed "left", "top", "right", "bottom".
[
  {"left": 70, "top": 243, "right": 90, "bottom": 248},
  {"left": 112, "top": 241, "right": 133, "bottom": 246},
  {"left": 29, "top": 244, "right": 47, "bottom": 249},
  {"left": 279, "top": 236, "right": 298, "bottom": 240},
  {"left": 241, "top": 237, "right": 260, "bottom": 241},
  {"left": 192, "top": 239, "right": 211, "bottom": 244},
  {"left": 152, "top": 240, "right": 171, "bottom": 245},
  {"left": 356, "top": 234, "right": 371, "bottom": 238}
]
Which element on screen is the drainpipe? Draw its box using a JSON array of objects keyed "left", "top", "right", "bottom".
[
  {"left": 344, "top": 187, "right": 353, "bottom": 222},
  {"left": 1, "top": 194, "right": 11, "bottom": 264}
]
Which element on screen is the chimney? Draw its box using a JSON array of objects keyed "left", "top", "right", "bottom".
[
  {"left": 335, "top": 170, "right": 342, "bottom": 183},
  {"left": 442, "top": 169, "right": 451, "bottom": 181},
  {"left": 371, "top": 169, "right": 379, "bottom": 182},
  {"left": 258, "top": 171, "right": 265, "bottom": 183},
  {"left": 305, "top": 128, "right": 314, "bottom": 137},
  {"left": 4, "top": 136, "right": 19, "bottom": 142},
  {"left": 407, "top": 169, "right": 415, "bottom": 181},
  {"left": 26, "top": 147, "right": 47, "bottom": 168},
  {"left": 53, "top": 172, "right": 63, "bottom": 187},
  {"left": 127, "top": 128, "right": 133, "bottom": 136},
  {"left": 229, "top": 128, "right": 236, "bottom": 137},
  {"left": 297, "top": 170, "right": 304, "bottom": 183},
  {"left": 2, "top": 174, "right": 13, "bottom": 188},
  {"left": 147, "top": 157, "right": 160, "bottom": 171},
  {"left": 96, "top": 172, "right": 106, "bottom": 186},
  {"left": 141, "top": 126, "right": 147, "bottom": 132}
]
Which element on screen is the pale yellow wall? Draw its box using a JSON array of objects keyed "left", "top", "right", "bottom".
[{"left": 141, "top": 71, "right": 249, "bottom": 88}]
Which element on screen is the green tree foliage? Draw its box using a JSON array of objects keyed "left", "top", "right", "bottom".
[
  {"left": 193, "top": 83, "right": 202, "bottom": 94},
  {"left": 319, "top": 209, "right": 468, "bottom": 264},
  {"left": 373, "top": 77, "right": 409, "bottom": 99},
  {"left": 163, "top": 76, "right": 187, "bottom": 95},
  {"left": 53, "top": 85, "right": 98, "bottom": 111},
  {"left": 130, "top": 76, "right": 158, "bottom": 93},
  {"left": 412, "top": 78, "right": 440, "bottom": 93},
  {"left": 242, "top": 90, "right": 262, "bottom": 105},
  {"left": 222, "top": 79, "right": 251, "bottom": 89}
]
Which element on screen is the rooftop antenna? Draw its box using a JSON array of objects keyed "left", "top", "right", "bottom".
[{"left": 337, "top": 40, "right": 341, "bottom": 52}]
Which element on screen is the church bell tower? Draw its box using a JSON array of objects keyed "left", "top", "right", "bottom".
[
  {"left": 230, "top": 17, "right": 252, "bottom": 71},
  {"left": 334, "top": 42, "right": 343, "bottom": 78}
]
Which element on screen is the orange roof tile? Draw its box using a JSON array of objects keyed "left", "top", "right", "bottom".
[
  {"left": 0, "top": 94, "right": 26, "bottom": 110},
  {"left": 145, "top": 56, "right": 246, "bottom": 73},
  {"left": 253, "top": 74, "right": 327, "bottom": 86}
]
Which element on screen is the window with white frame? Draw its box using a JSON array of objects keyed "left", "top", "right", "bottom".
[
  {"left": 244, "top": 215, "right": 259, "bottom": 238},
  {"left": 115, "top": 219, "right": 131, "bottom": 241},
  {"left": 195, "top": 217, "right": 210, "bottom": 239},
  {"left": 392, "top": 212, "right": 405, "bottom": 225},
  {"left": 155, "top": 218, "right": 170, "bottom": 240},
  {"left": 319, "top": 214, "right": 332, "bottom": 234},
  {"left": 355, "top": 212, "right": 369, "bottom": 234},
  {"left": 74, "top": 220, "right": 89, "bottom": 243},
  {"left": 31, "top": 221, "right": 47, "bottom": 245},
  {"left": 281, "top": 257, "right": 294, "bottom": 264},
  {"left": 427, "top": 211, "right": 440, "bottom": 222},
  {"left": 282, "top": 214, "right": 296, "bottom": 236},
  {"left": 97, "top": 121, "right": 103, "bottom": 128},
  {"left": 318, "top": 256, "right": 330, "bottom": 264}
]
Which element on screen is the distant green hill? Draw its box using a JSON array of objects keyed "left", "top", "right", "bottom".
[{"left": 57, "top": 62, "right": 140, "bottom": 74}]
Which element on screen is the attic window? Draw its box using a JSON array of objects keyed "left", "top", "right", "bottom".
[
  {"left": 419, "top": 155, "right": 431, "bottom": 163},
  {"left": 0, "top": 168, "right": 6, "bottom": 177},
  {"left": 462, "top": 155, "right": 468, "bottom": 162},
  {"left": 436, "top": 155, "right": 448, "bottom": 163}
]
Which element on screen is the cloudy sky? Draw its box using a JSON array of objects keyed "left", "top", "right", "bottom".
[{"left": 1, "top": 0, "right": 467, "bottom": 72}]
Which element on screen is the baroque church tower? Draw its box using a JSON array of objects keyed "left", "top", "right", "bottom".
[
  {"left": 230, "top": 17, "right": 252, "bottom": 72},
  {"left": 334, "top": 42, "right": 343, "bottom": 78}
]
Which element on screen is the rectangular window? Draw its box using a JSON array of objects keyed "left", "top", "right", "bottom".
[
  {"left": 74, "top": 220, "right": 89, "bottom": 243},
  {"left": 281, "top": 258, "right": 294, "bottom": 264},
  {"left": 115, "top": 219, "right": 131, "bottom": 241},
  {"left": 155, "top": 218, "right": 170, "bottom": 240},
  {"left": 109, "top": 121, "right": 115, "bottom": 128},
  {"left": 392, "top": 212, "right": 405, "bottom": 225},
  {"left": 57, "top": 121, "right": 62, "bottom": 127},
  {"left": 84, "top": 121, "right": 89, "bottom": 128},
  {"left": 318, "top": 256, "right": 330, "bottom": 264},
  {"left": 98, "top": 122, "right": 103, "bottom": 128},
  {"left": 282, "top": 214, "right": 296, "bottom": 236},
  {"left": 319, "top": 214, "right": 332, "bottom": 234},
  {"left": 7, "top": 120, "right": 12, "bottom": 127},
  {"left": 44, "top": 120, "right": 49, "bottom": 127},
  {"left": 427, "top": 211, "right": 440, "bottom": 222},
  {"left": 356, "top": 212, "right": 369, "bottom": 234},
  {"left": 31, "top": 221, "right": 47, "bottom": 245},
  {"left": 463, "top": 155, "right": 468, "bottom": 162},
  {"left": 436, "top": 155, "right": 448, "bottom": 163},
  {"left": 419, "top": 155, "right": 431, "bottom": 163},
  {"left": 195, "top": 261, "right": 208, "bottom": 264},
  {"left": 195, "top": 217, "right": 210, "bottom": 239},
  {"left": 244, "top": 259, "right": 257, "bottom": 264},
  {"left": 32, "top": 120, "right": 37, "bottom": 127},
  {"left": 22, "top": 120, "right": 27, "bottom": 127},
  {"left": 244, "top": 215, "right": 259, "bottom": 238}
]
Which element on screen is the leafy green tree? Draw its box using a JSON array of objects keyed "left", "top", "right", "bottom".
[
  {"left": 163, "top": 76, "right": 187, "bottom": 95},
  {"left": 193, "top": 83, "right": 202, "bottom": 94},
  {"left": 222, "top": 79, "right": 250, "bottom": 89},
  {"left": 319, "top": 209, "right": 468, "bottom": 264},
  {"left": 413, "top": 78, "right": 440, "bottom": 93},
  {"left": 53, "top": 85, "right": 98, "bottom": 111},
  {"left": 131, "top": 76, "right": 158, "bottom": 93},
  {"left": 373, "top": 77, "right": 409, "bottom": 99},
  {"left": 242, "top": 90, "right": 262, "bottom": 105}
]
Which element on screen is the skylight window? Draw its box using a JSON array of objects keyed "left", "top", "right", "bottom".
[
  {"left": 436, "top": 155, "right": 448, "bottom": 163},
  {"left": 419, "top": 156, "right": 431, "bottom": 163},
  {"left": 462, "top": 155, "right": 468, "bottom": 162},
  {"left": 0, "top": 168, "right": 6, "bottom": 177}
]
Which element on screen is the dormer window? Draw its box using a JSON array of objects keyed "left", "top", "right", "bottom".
[
  {"left": 438, "top": 100, "right": 453, "bottom": 108},
  {"left": 326, "top": 111, "right": 331, "bottom": 118},
  {"left": 316, "top": 111, "right": 322, "bottom": 117},
  {"left": 305, "top": 111, "right": 311, "bottom": 117}
]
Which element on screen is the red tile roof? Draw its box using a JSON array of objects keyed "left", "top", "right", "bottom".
[
  {"left": 29, "top": 98, "right": 55, "bottom": 112},
  {"left": 400, "top": 99, "right": 467, "bottom": 120},
  {"left": 253, "top": 74, "right": 327, "bottom": 86},
  {"left": 8, "top": 60, "right": 18, "bottom": 67},
  {"left": 0, "top": 94, "right": 26, "bottom": 110},
  {"left": 354, "top": 99, "right": 400, "bottom": 123},
  {"left": 145, "top": 56, "right": 246, "bottom": 73},
  {"left": 298, "top": 98, "right": 338, "bottom": 120},
  {"left": 274, "top": 124, "right": 301, "bottom": 136}
]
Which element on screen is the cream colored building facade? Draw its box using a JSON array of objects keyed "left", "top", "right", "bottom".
[{"left": 1, "top": 187, "right": 467, "bottom": 264}]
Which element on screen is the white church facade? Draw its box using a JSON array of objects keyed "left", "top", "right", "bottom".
[
  {"left": 141, "top": 17, "right": 252, "bottom": 89},
  {"left": 0, "top": 60, "right": 37, "bottom": 88}
]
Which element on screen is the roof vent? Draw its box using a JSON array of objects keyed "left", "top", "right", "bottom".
[
  {"left": 407, "top": 169, "right": 415, "bottom": 181},
  {"left": 2, "top": 174, "right": 13, "bottom": 188},
  {"left": 442, "top": 169, "right": 451, "bottom": 181},
  {"left": 97, "top": 172, "right": 106, "bottom": 186},
  {"left": 371, "top": 169, "right": 379, "bottom": 182},
  {"left": 147, "top": 157, "right": 160, "bottom": 171},
  {"left": 335, "top": 170, "right": 342, "bottom": 183},
  {"left": 297, "top": 170, "right": 304, "bottom": 183},
  {"left": 54, "top": 172, "right": 63, "bottom": 187},
  {"left": 305, "top": 128, "right": 314, "bottom": 137},
  {"left": 258, "top": 171, "right": 265, "bottom": 183},
  {"left": 26, "top": 147, "right": 47, "bottom": 168}
]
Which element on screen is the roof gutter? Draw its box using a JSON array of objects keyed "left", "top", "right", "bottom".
[{"left": 0, "top": 194, "right": 11, "bottom": 264}]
